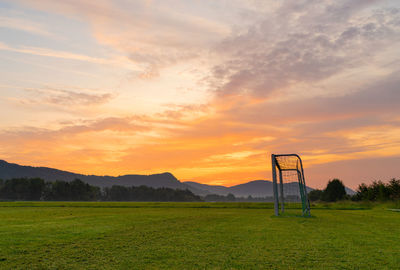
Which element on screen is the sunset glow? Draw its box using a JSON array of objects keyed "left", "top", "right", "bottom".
[{"left": 1, "top": 0, "right": 400, "bottom": 189}]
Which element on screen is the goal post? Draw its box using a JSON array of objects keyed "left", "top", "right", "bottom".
[{"left": 271, "top": 154, "right": 311, "bottom": 216}]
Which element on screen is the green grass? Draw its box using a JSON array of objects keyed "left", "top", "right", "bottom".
[{"left": 0, "top": 202, "right": 399, "bottom": 269}]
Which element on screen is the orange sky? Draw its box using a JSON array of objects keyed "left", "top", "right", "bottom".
[{"left": 1, "top": 0, "right": 400, "bottom": 189}]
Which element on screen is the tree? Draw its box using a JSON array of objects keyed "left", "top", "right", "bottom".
[
  {"left": 102, "top": 185, "right": 202, "bottom": 202},
  {"left": 352, "top": 183, "right": 369, "bottom": 201},
  {"left": 353, "top": 179, "right": 399, "bottom": 201},
  {"left": 308, "top": 189, "right": 323, "bottom": 201},
  {"left": 0, "top": 178, "right": 45, "bottom": 200},
  {"left": 388, "top": 178, "right": 400, "bottom": 200},
  {"left": 28, "top": 178, "right": 45, "bottom": 200},
  {"left": 204, "top": 194, "right": 227, "bottom": 202},
  {"left": 226, "top": 193, "right": 236, "bottom": 201},
  {"left": 323, "top": 179, "right": 346, "bottom": 202}
]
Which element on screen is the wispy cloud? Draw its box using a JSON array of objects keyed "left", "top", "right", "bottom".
[
  {"left": 0, "top": 41, "right": 109, "bottom": 64},
  {"left": 210, "top": 1, "right": 400, "bottom": 98},
  {"left": 0, "top": 15, "right": 54, "bottom": 37},
  {"left": 26, "top": 87, "right": 115, "bottom": 106},
  {"left": 10, "top": 0, "right": 230, "bottom": 78},
  {"left": 7, "top": 86, "right": 116, "bottom": 111}
]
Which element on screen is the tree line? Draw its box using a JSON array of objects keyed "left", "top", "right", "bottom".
[
  {"left": 203, "top": 193, "right": 276, "bottom": 202},
  {"left": 1, "top": 177, "right": 399, "bottom": 202},
  {"left": 0, "top": 178, "right": 202, "bottom": 202},
  {"left": 308, "top": 178, "right": 400, "bottom": 202},
  {"left": 352, "top": 179, "right": 400, "bottom": 201}
]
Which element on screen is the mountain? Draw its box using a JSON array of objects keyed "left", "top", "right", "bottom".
[
  {"left": 185, "top": 180, "right": 314, "bottom": 198},
  {"left": 183, "top": 182, "right": 229, "bottom": 196},
  {"left": 0, "top": 159, "right": 355, "bottom": 197},
  {"left": 345, "top": 187, "right": 356, "bottom": 195},
  {"left": 0, "top": 160, "right": 191, "bottom": 190},
  {"left": 184, "top": 180, "right": 355, "bottom": 197},
  {"left": 229, "top": 180, "right": 275, "bottom": 197}
]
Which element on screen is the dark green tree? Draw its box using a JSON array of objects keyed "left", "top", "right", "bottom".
[
  {"left": 226, "top": 193, "right": 236, "bottom": 201},
  {"left": 28, "top": 178, "right": 45, "bottom": 200},
  {"left": 323, "top": 179, "right": 346, "bottom": 202},
  {"left": 388, "top": 178, "right": 400, "bottom": 200},
  {"left": 308, "top": 189, "right": 323, "bottom": 201},
  {"left": 204, "top": 194, "right": 227, "bottom": 202},
  {"left": 102, "top": 185, "right": 202, "bottom": 202},
  {"left": 353, "top": 179, "right": 397, "bottom": 201},
  {"left": 0, "top": 178, "right": 45, "bottom": 200}
]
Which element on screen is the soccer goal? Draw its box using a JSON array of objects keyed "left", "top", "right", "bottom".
[{"left": 271, "top": 154, "right": 311, "bottom": 216}]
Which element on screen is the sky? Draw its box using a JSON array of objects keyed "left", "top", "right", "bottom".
[{"left": 0, "top": 0, "right": 400, "bottom": 189}]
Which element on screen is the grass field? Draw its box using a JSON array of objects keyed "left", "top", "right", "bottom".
[{"left": 0, "top": 202, "right": 399, "bottom": 269}]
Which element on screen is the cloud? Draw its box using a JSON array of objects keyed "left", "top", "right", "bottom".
[
  {"left": 34, "top": 87, "right": 114, "bottom": 106},
  {"left": 57, "top": 117, "right": 151, "bottom": 134},
  {"left": 204, "top": 70, "right": 400, "bottom": 158},
  {"left": 157, "top": 103, "right": 209, "bottom": 120},
  {"left": 0, "top": 15, "right": 54, "bottom": 37},
  {"left": 0, "top": 116, "right": 153, "bottom": 168},
  {"left": 210, "top": 1, "right": 400, "bottom": 98},
  {"left": 2, "top": 81, "right": 400, "bottom": 187},
  {"left": 0, "top": 41, "right": 112, "bottom": 64},
  {"left": 8, "top": 86, "right": 116, "bottom": 110},
  {"left": 221, "top": 70, "right": 400, "bottom": 126},
  {"left": 11, "top": 0, "right": 230, "bottom": 78}
]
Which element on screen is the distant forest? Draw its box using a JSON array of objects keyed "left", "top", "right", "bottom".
[
  {"left": 0, "top": 177, "right": 274, "bottom": 202},
  {"left": 0, "top": 178, "right": 202, "bottom": 202},
  {"left": 0, "top": 177, "right": 399, "bottom": 202}
]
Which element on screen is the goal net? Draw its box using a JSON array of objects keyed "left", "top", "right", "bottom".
[{"left": 271, "top": 154, "right": 310, "bottom": 216}]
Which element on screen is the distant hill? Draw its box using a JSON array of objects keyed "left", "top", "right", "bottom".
[
  {"left": 185, "top": 180, "right": 314, "bottom": 198},
  {"left": 182, "top": 182, "right": 229, "bottom": 196},
  {"left": 185, "top": 180, "right": 355, "bottom": 197},
  {"left": 0, "top": 159, "right": 355, "bottom": 197},
  {"left": 0, "top": 160, "right": 192, "bottom": 190},
  {"left": 345, "top": 187, "right": 356, "bottom": 195}
]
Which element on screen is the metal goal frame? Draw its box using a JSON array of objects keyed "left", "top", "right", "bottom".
[{"left": 271, "top": 154, "right": 311, "bottom": 216}]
